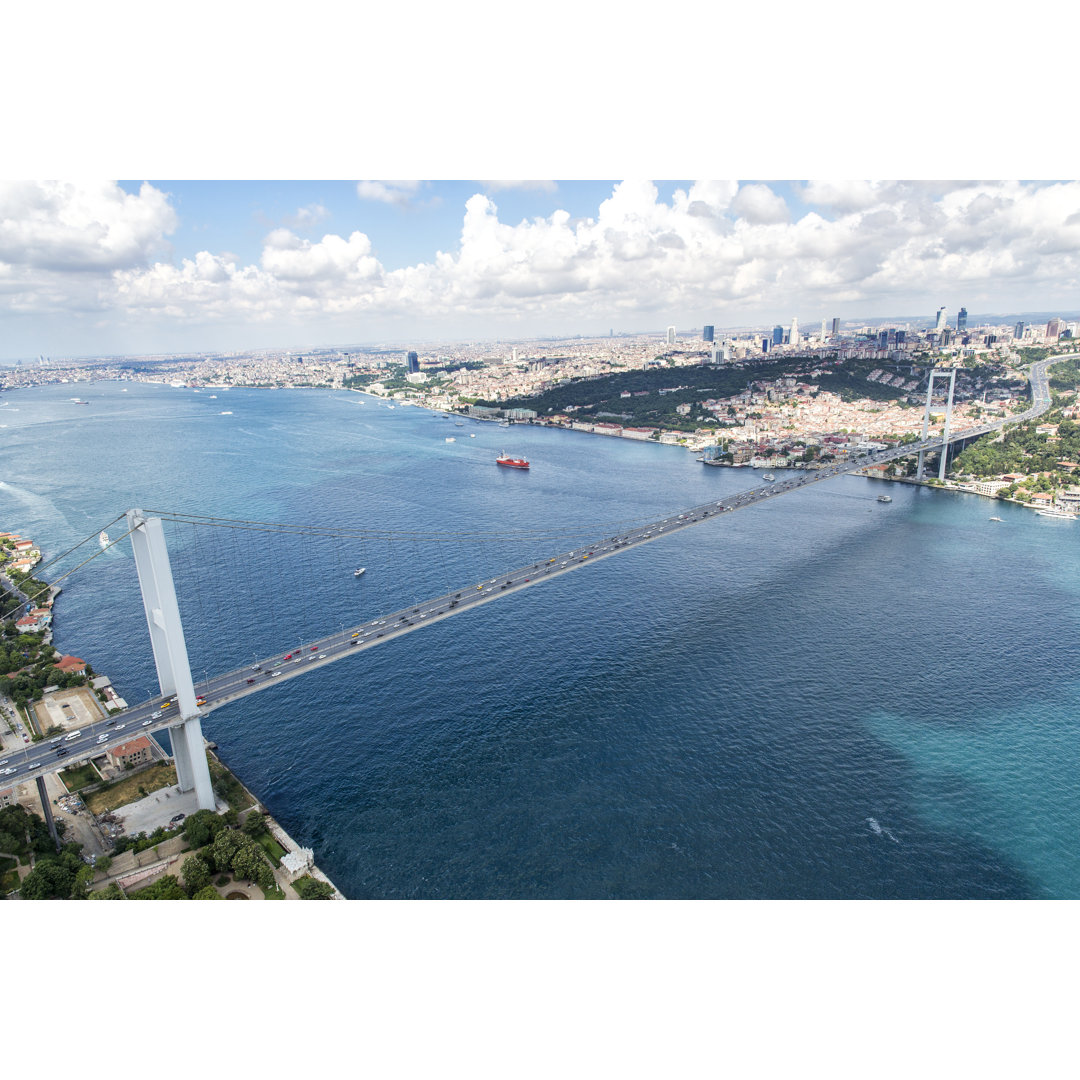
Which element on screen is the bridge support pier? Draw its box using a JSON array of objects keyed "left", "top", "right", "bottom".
[{"left": 126, "top": 509, "right": 216, "bottom": 812}]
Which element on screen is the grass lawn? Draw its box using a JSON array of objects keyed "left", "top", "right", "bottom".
[
  {"left": 85, "top": 761, "right": 178, "bottom": 815},
  {"left": 59, "top": 762, "right": 99, "bottom": 791},
  {"left": 259, "top": 882, "right": 286, "bottom": 899},
  {"left": 257, "top": 832, "right": 286, "bottom": 865}
]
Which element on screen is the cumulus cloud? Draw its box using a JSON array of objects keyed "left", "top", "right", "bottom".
[
  {"left": 8, "top": 180, "right": 1080, "bottom": 345},
  {"left": 731, "top": 183, "right": 790, "bottom": 224},
  {"left": 0, "top": 180, "right": 176, "bottom": 271},
  {"left": 355, "top": 180, "right": 422, "bottom": 205}
]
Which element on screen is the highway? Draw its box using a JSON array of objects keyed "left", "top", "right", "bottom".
[{"left": 0, "top": 355, "right": 1066, "bottom": 785}]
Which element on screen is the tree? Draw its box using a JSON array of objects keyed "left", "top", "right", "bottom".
[
  {"left": 183, "top": 808, "right": 226, "bottom": 849},
  {"left": 209, "top": 827, "right": 247, "bottom": 872},
  {"left": 181, "top": 853, "right": 212, "bottom": 896},
  {"left": 130, "top": 874, "right": 187, "bottom": 899},
  {"left": 231, "top": 844, "right": 268, "bottom": 884},
  {"left": 192, "top": 884, "right": 221, "bottom": 899},
  {"left": 293, "top": 876, "right": 335, "bottom": 899},
  {"left": 242, "top": 812, "right": 269, "bottom": 839}
]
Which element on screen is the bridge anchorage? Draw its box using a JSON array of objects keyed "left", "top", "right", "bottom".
[{"left": 127, "top": 509, "right": 215, "bottom": 811}]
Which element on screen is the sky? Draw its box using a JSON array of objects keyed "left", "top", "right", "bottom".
[{"left": 3, "top": 178, "right": 1080, "bottom": 361}]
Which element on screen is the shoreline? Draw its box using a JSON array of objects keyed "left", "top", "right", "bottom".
[{"left": 1, "top": 517, "right": 348, "bottom": 900}]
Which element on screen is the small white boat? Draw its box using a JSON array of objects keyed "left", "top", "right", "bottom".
[
  {"left": 989, "top": 516, "right": 1003, "bottom": 522},
  {"left": 354, "top": 568, "right": 366, "bottom": 578},
  {"left": 220, "top": 411, "right": 233, "bottom": 415},
  {"left": 99, "top": 530, "right": 109, "bottom": 548},
  {"left": 445, "top": 437, "right": 456, "bottom": 442},
  {"left": 762, "top": 474, "right": 775, "bottom": 482},
  {"left": 877, "top": 495, "right": 892, "bottom": 503}
]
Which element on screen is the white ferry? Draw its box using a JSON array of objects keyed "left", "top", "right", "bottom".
[
  {"left": 99, "top": 530, "right": 110, "bottom": 548},
  {"left": 1035, "top": 506, "right": 1077, "bottom": 520}
]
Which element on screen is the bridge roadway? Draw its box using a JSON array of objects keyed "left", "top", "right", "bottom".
[{"left": 0, "top": 356, "right": 1065, "bottom": 786}]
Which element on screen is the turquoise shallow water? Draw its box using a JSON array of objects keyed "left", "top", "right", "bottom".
[{"left": 2, "top": 380, "right": 1078, "bottom": 898}]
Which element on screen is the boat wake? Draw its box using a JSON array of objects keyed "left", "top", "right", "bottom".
[{"left": 866, "top": 817, "right": 900, "bottom": 843}]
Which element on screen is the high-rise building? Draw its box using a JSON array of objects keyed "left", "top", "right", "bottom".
[
  {"left": 896, "top": 330, "right": 907, "bottom": 345},
  {"left": 702, "top": 325, "right": 714, "bottom": 343},
  {"left": 666, "top": 326, "right": 676, "bottom": 345},
  {"left": 1014, "top": 321, "right": 1025, "bottom": 340},
  {"left": 406, "top": 351, "right": 419, "bottom": 373},
  {"left": 773, "top": 325, "right": 784, "bottom": 345},
  {"left": 789, "top": 317, "right": 800, "bottom": 347},
  {"left": 1046, "top": 317, "right": 1063, "bottom": 341},
  {"left": 935, "top": 306, "right": 947, "bottom": 330},
  {"left": 940, "top": 328, "right": 952, "bottom": 346},
  {"left": 878, "top": 330, "right": 889, "bottom": 349},
  {"left": 762, "top": 338, "right": 770, "bottom": 354},
  {"left": 820, "top": 319, "right": 827, "bottom": 342},
  {"left": 831, "top": 317, "right": 840, "bottom": 336},
  {"left": 956, "top": 307, "right": 968, "bottom": 332}
]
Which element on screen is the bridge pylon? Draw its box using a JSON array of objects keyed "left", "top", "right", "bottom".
[
  {"left": 126, "top": 509, "right": 215, "bottom": 812},
  {"left": 917, "top": 368, "right": 957, "bottom": 481}
]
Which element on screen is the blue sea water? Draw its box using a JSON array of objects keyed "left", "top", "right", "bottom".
[{"left": 3, "top": 380, "right": 1080, "bottom": 899}]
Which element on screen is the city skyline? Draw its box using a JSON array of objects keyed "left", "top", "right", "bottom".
[{"left": 2, "top": 180, "right": 1080, "bottom": 361}]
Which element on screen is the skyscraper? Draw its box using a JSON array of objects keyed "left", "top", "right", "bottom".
[
  {"left": 1014, "top": 322, "right": 1025, "bottom": 340},
  {"left": 820, "top": 319, "right": 826, "bottom": 342},
  {"left": 956, "top": 307, "right": 968, "bottom": 332},
  {"left": 762, "top": 338, "right": 770, "bottom": 353},
  {"left": 1046, "top": 317, "right": 1063, "bottom": 341},
  {"left": 831, "top": 318, "right": 840, "bottom": 336},
  {"left": 773, "top": 325, "right": 784, "bottom": 345},
  {"left": 406, "top": 351, "right": 419, "bottom": 373},
  {"left": 935, "top": 306, "right": 947, "bottom": 330},
  {"left": 666, "top": 326, "right": 676, "bottom": 345},
  {"left": 702, "top": 325, "right": 714, "bottom": 342},
  {"left": 789, "top": 317, "right": 800, "bottom": 347}
]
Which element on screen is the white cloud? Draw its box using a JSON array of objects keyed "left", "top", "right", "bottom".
[
  {"left": 731, "top": 183, "right": 790, "bottom": 224},
  {"left": 284, "top": 203, "right": 330, "bottom": 229},
  {"left": 355, "top": 180, "right": 422, "bottom": 205},
  {"left": 8, "top": 180, "right": 1080, "bottom": 350},
  {"left": 482, "top": 180, "right": 559, "bottom": 193},
  {"left": 0, "top": 180, "right": 176, "bottom": 271}
]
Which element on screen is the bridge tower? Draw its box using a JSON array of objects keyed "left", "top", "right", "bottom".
[
  {"left": 126, "top": 509, "right": 215, "bottom": 812},
  {"left": 937, "top": 368, "right": 958, "bottom": 482},
  {"left": 917, "top": 369, "right": 957, "bottom": 481}
]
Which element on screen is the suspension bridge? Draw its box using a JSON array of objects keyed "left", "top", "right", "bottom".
[{"left": 0, "top": 356, "right": 1065, "bottom": 839}]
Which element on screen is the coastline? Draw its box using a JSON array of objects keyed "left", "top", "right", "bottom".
[{"left": 1, "top": 518, "right": 347, "bottom": 900}]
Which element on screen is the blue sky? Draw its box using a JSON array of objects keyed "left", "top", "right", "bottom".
[{"left": 3, "top": 179, "right": 1080, "bottom": 360}]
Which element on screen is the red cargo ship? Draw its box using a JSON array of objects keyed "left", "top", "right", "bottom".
[{"left": 496, "top": 452, "right": 529, "bottom": 469}]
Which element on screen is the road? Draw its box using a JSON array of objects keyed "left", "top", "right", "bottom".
[{"left": 0, "top": 355, "right": 1067, "bottom": 785}]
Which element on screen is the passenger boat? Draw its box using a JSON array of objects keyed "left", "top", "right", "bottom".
[
  {"left": 877, "top": 495, "right": 892, "bottom": 503},
  {"left": 989, "top": 516, "right": 1003, "bottom": 522},
  {"left": 496, "top": 452, "right": 529, "bottom": 469},
  {"left": 99, "top": 530, "right": 109, "bottom": 548},
  {"left": 1035, "top": 506, "right": 1077, "bottom": 519},
  {"left": 762, "top": 474, "right": 775, "bottom": 482},
  {"left": 353, "top": 568, "right": 366, "bottom": 578}
]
